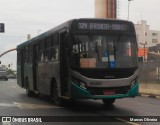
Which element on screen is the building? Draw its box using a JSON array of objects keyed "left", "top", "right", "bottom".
[
  {"left": 94, "top": 0, "right": 160, "bottom": 61},
  {"left": 135, "top": 20, "right": 160, "bottom": 48},
  {"left": 95, "top": 0, "right": 117, "bottom": 18},
  {"left": 134, "top": 20, "right": 160, "bottom": 61}
]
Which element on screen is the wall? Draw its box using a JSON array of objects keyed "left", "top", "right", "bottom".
[{"left": 139, "top": 83, "right": 160, "bottom": 96}]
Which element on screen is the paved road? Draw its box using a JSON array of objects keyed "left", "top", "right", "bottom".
[{"left": 0, "top": 79, "right": 160, "bottom": 125}]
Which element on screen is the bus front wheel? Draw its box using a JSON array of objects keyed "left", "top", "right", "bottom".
[{"left": 102, "top": 99, "right": 115, "bottom": 105}]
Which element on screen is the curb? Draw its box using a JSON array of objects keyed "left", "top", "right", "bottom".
[{"left": 139, "top": 93, "right": 160, "bottom": 99}]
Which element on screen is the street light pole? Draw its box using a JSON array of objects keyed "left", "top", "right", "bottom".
[
  {"left": 128, "top": 0, "right": 133, "bottom": 20},
  {"left": 38, "top": 30, "right": 41, "bottom": 35}
]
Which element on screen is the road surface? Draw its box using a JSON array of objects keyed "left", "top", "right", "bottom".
[{"left": 0, "top": 79, "right": 160, "bottom": 125}]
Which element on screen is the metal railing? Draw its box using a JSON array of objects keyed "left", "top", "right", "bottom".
[{"left": 139, "top": 61, "right": 160, "bottom": 84}]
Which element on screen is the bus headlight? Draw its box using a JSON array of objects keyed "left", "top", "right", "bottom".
[
  {"left": 80, "top": 82, "right": 86, "bottom": 89},
  {"left": 130, "top": 77, "right": 138, "bottom": 88},
  {"left": 72, "top": 77, "right": 86, "bottom": 89}
]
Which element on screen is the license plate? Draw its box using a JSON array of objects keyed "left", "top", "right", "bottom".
[{"left": 103, "top": 90, "right": 115, "bottom": 95}]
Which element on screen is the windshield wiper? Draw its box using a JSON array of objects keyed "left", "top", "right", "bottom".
[
  {"left": 88, "top": 35, "right": 100, "bottom": 62},
  {"left": 115, "top": 35, "right": 122, "bottom": 51},
  {"left": 95, "top": 42, "right": 100, "bottom": 62}
]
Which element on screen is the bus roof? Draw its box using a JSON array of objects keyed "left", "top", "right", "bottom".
[
  {"left": 17, "top": 19, "right": 73, "bottom": 49},
  {"left": 17, "top": 18, "right": 134, "bottom": 49}
]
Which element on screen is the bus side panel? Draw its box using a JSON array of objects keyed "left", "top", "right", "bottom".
[
  {"left": 38, "top": 63, "right": 49, "bottom": 95},
  {"left": 38, "top": 61, "right": 60, "bottom": 95},
  {"left": 17, "top": 49, "right": 25, "bottom": 88},
  {"left": 17, "top": 65, "right": 22, "bottom": 87},
  {"left": 24, "top": 64, "right": 34, "bottom": 91}
]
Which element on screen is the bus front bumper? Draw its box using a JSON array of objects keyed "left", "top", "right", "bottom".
[{"left": 71, "top": 82, "right": 139, "bottom": 99}]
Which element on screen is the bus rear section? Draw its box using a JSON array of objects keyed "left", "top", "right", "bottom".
[{"left": 69, "top": 19, "right": 139, "bottom": 104}]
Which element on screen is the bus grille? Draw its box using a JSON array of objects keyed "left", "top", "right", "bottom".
[
  {"left": 71, "top": 67, "right": 137, "bottom": 79},
  {"left": 87, "top": 86, "right": 130, "bottom": 95}
]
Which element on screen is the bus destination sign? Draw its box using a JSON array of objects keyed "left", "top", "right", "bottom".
[{"left": 78, "top": 22, "right": 128, "bottom": 31}]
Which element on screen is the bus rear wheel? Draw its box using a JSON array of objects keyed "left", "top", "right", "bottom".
[
  {"left": 25, "top": 79, "right": 34, "bottom": 97},
  {"left": 102, "top": 99, "right": 115, "bottom": 105},
  {"left": 52, "top": 83, "right": 63, "bottom": 106}
]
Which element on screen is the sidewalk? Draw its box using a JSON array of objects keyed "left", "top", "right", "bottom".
[{"left": 139, "top": 83, "right": 160, "bottom": 99}]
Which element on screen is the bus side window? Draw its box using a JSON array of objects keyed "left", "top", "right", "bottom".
[
  {"left": 45, "top": 36, "right": 52, "bottom": 61},
  {"left": 28, "top": 45, "right": 32, "bottom": 64},
  {"left": 52, "top": 33, "right": 59, "bottom": 46},
  {"left": 24, "top": 46, "right": 28, "bottom": 64},
  {"left": 17, "top": 49, "right": 21, "bottom": 65},
  {"left": 39, "top": 39, "right": 45, "bottom": 62},
  {"left": 51, "top": 47, "right": 59, "bottom": 61},
  {"left": 51, "top": 33, "right": 59, "bottom": 61}
]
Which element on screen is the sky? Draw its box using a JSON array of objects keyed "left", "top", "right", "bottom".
[{"left": 0, "top": 0, "right": 159, "bottom": 70}]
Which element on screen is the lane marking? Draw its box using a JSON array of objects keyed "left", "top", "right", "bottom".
[
  {"left": 116, "top": 118, "right": 141, "bottom": 125},
  {"left": 140, "top": 94, "right": 160, "bottom": 99},
  {"left": 140, "top": 94, "right": 149, "bottom": 97},
  {"left": 13, "top": 102, "right": 63, "bottom": 109},
  {"left": 2, "top": 122, "right": 11, "bottom": 125},
  {"left": 0, "top": 103, "right": 15, "bottom": 107},
  {"left": 9, "top": 80, "right": 16, "bottom": 83},
  {"left": 156, "top": 96, "right": 160, "bottom": 99},
  {"left": 11, "top": 86, "right": 17, "bottom": 89}
]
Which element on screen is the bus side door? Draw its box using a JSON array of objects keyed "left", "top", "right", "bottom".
[{"left": 59, "top": 29, "right": 70, "bottom": 97}]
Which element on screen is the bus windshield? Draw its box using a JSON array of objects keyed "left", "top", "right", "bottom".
[{"left": 71, "top": 35, "right": 138, "bottom": 69}]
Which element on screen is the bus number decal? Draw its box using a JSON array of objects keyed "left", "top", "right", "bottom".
[
  {"left": 78, "top": 23, "right": 88, "bottom": 29},
  {"left": 90, "top": 82, "right": 102, "bottom": 86}
]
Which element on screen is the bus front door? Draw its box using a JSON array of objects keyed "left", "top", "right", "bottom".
[{"left": 60, "top": 30, "right": 70, "bottom": 97}]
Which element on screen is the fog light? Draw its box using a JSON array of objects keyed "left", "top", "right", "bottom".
[
  {"left": 80, "top": 82, "right": 86, "bottom": 89},
  {"left": 130, "top": 80, "right": 136, "bottom": 88}
]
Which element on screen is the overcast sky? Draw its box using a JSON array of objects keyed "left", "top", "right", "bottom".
[{"left": 0, "top": 0, "right": 159, "bottom": 70}]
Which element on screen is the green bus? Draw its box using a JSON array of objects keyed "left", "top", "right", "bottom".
[{"left": 17, "top": 18, "right": 139, "bottom": 105}]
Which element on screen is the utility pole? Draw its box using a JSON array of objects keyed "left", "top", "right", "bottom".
[
  {"left": 27, "top": 34, "right": 31, "bottom": 40},
  {"left": 38, "top": 30, "right": 41, "bottom": 35},
  {"left": 128, "top": 0, "right": 133, "bottom": 20}
]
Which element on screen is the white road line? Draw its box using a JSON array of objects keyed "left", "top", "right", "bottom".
[
  {"left": 156, "top": 96, "right": 160, "bottom": 99},
  {"left": 12, "top": 102, "right": 63, "bottom": 109},
  {"left": 116, "top": 118, "right": 141, "bottom": 125},
  {"left": 9, "top": 80, "right": 16, "bottom": 83},
  {"left": 0, "top": 103, "right": 15, "bottom": 107},
  {"left": 2, "top": 122, "right": 11, "bottom": 125},
  {"left": 11, "top": 86, "right": 17, "bottom": 89},
  {"left": 140, "top": 94, "right": 149, "bottom": 97}
]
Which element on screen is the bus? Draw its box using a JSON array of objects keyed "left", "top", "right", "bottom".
[{"left": 17, "top": 18, "right": 139, "bottom": 105}]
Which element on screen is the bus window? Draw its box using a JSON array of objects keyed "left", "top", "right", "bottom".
[
  {"left": 39, "top": 40, "right": 45, "bottom": 62},
  {"left": 17, "top": 49, "right": 21, "bottom": 65},
  {"left": 51, "top": 47, "right": 59, "bottom": 61},
  {"left": 52, "top": 33, "right": 59, "bottom": 46},
  {"left": 24, "top": 46, "right": 28, "bottom": 64},
  {"left": 28, "top": 45, "right": 32, "bottom": 64},
  {"left": 71, "top": 35, "right": 137, "bottom": 68},
  {"left": 46, "top": 36, "right": 52, "bottom": 48}
]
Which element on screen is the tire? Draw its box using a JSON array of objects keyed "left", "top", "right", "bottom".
[
  {"left": 25, "top": 79, "right": 34, "bottom": 97},
  {"left": 102, "top": 99, "right": 115, "bottom": 105},
  {"left": 52, "top": 83, "right": 63, "bottom": 106}
]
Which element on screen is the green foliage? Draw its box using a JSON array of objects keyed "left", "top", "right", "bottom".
[
  {"left": 7, "top": 69, "right": 14, "bottom": 75},
  {"left": 0, "top": 65, "right": 14, "bottom": 75}
]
